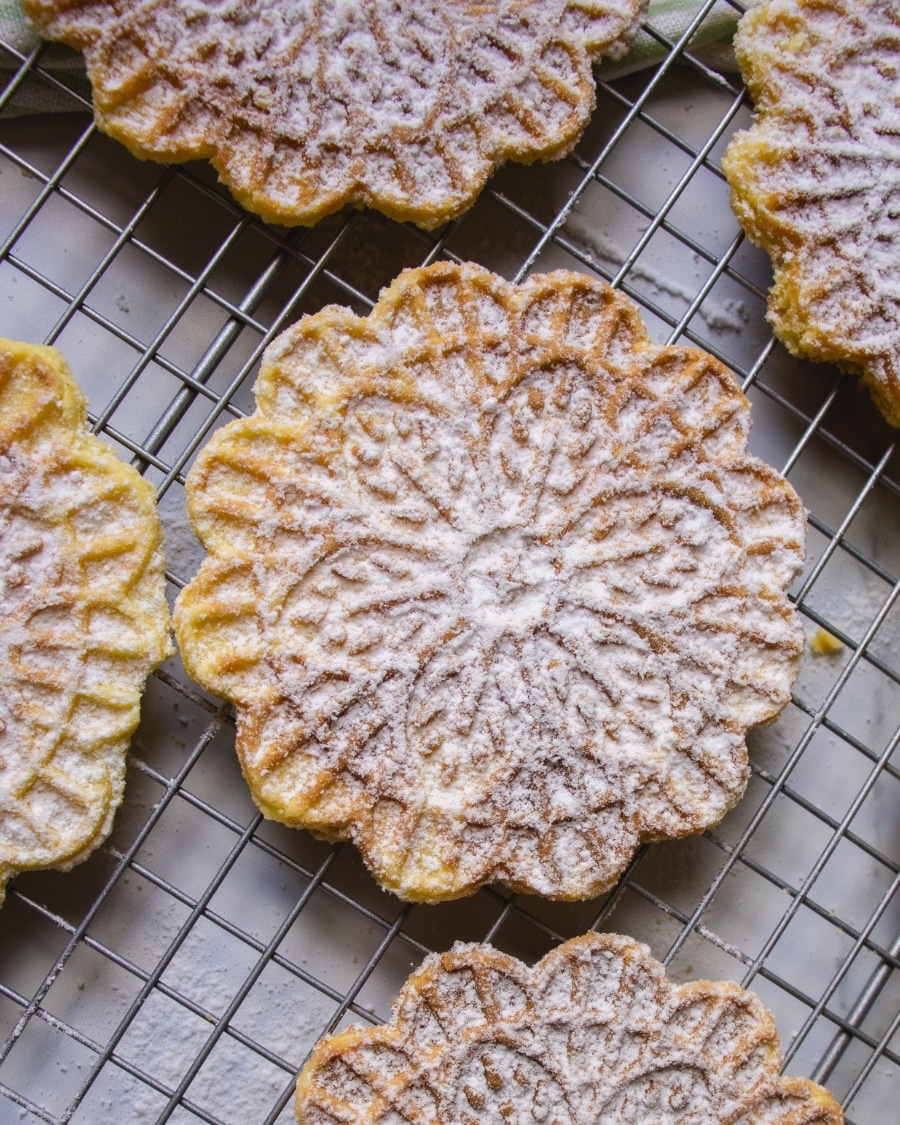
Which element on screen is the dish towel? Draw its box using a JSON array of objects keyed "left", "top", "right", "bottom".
[{"left": 0, "top": 0, "right": 756, "bottom": 117}]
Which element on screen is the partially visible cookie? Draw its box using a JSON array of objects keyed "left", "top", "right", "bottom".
[
  {"left": 723, "top": 0, "right": 900, "bottom": 426},
  {"left": 21, "top": 0, "right": 644, "bottom": 229},
  {"left": 295, "top": 932, "right": 844, "bottom": 1124},
  {"left": 0, "top": 339, "right": 172, "bottom": 905},
  {"left": 174, "top": 262, "right": 806, "bottom": 904}
]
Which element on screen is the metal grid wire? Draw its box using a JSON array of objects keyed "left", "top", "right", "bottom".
[{"left": 1, "top": 2, "right": 898, "bottom": 1122}]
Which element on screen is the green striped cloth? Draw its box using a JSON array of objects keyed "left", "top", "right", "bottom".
[
  {"left": 0, "top": 0, "right": 753, "bottom": 117},
  {"left": 0, "top": 0, "right": 91, "bottom": 114},
  {"left": 601, "top": 0, "right": 757, "bottom": 77}
]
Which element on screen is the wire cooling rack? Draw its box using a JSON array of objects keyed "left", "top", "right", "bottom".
[{"left": 1, "top": 3, "right": 898, "bottom": 1123}]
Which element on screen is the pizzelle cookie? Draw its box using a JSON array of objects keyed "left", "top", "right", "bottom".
[
  {"left": 295, "top": 933, "right": 844, "bottom": 1124},
  {"left": 723, "top": 0, "right": 900, "bottom": 426},
  {"left": 174, "top": 262, "right": 806, "bottom": 903},
  {"left": 21, "top": 0, "right": 645, "bottom": 229},
  {"left": 0, "top": 339, "right": 172, "bottom": 905}
]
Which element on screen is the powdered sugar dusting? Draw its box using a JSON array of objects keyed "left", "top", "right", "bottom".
[
  {"left": 567, "top": 221, "right": 751, "bottom": 334},
  {"left": 22, "top": 0, "right": 645, "bottom": 228},
  {"left": 174, "top": 263, "right": 806, "bottom": 904},
  {"left": 295, "top": 933, "right": 844, "bottom": 1123},
  {"left": 723, "top": 0, "right": 900, "bottom": 425},
  {"left": 0, "top": 340, "right": 172, "bottom": 905}
]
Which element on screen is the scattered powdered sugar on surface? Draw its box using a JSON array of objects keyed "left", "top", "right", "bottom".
[
  {"left": 160, "top": 498, "right": 207, "bottom": 587},
  {"left": 50, "top": 872, "right": 332, "bottom": 1123},
  {"left": 105, "top": 941, "right": 327, "bottom": 1122},
  {"left": 174, "top": 263, "right": 806, "bottom": 905},
  {"left": 0, "top": 341, "right": 171, "bottom": 906},
  {"left": 22, "top": 0, "right": 645, "bottom": 227},
  {"left": 723, "top": 0, "right": 900, "bottom": 425},
  {"left": 295, "top": 933, "right": 844, "bottom": 1123},
  {"left": 565, "top": 219, "right": 751, "bottom": 334}
]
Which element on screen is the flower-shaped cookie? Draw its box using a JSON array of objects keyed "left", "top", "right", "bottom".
[
  {"left": 723, "top": 0, "right": 900, "bottom": 426},
  {"left": 175, "top": 263, "right": 805, "bottom": 902},
  {"left": 295, "top": 933, "right": 843, "bottom": 1123},
  {"left": 22, "top": 0, "right": 644, "bottom": 228},
  {"left": 0, "top": 339, "right": 172, "bottom": 905}
]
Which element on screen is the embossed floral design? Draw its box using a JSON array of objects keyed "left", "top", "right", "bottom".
[
  {"left": 724, "top": 0, "right": 900, "bottom": 425},
  {"left": 174, "top": 263, "right": 805, "bottom": 902},
  {"left": 295, "top": 933, "right": 844, "bottom": 1124},
  {"left": 0, "top": 340, "right": 171, "bottom": 904},
  {"left": 22, "top": 0, "right": 644, "bottom": 228}
]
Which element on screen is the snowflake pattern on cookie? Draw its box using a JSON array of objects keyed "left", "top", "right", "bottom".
[
  {"left": 175, "top": 258, "right": 810, "bottom": 900},
  {"left": 0, "top": 339, "right": 172, "bottom": 905},
  {"left": 174, "top": 262, "right": 806, "bottom": 903},
  {"left": 22, "top": 0, "right": 645, "bottom": 228},
  {"left": 723, "top": 0, "right": 900, "bottom": 426},
  {"left": 295, "top": 933, "right": 844, "bottom": 1124}
]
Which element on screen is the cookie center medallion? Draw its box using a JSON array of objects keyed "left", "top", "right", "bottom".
[{"left": 463, "top": 530, "right": 556, "bottom": 635}]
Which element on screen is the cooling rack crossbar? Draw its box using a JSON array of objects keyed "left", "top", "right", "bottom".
[{"left": 1, "top": 10, "right": 898, "bottom": 1124}]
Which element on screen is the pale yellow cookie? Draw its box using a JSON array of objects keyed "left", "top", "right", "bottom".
[
  {"left": 723, "top": 0, "right": 900, "bottom": 426},
  {"left": 22, "top": 0, "right": 645, "bottom": 229},
  {"left": 0, "top": 339, "right": 172, "bottom": 905},
  {"left": 295, "top": 932, "right": 844, "bottom": 1124},
  {"left": 174, "top": 262, "right": 806, "bottom": 903}
]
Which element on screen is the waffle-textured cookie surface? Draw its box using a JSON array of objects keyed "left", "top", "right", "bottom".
[
  {"left": 175, "top": 263, "right": 805, "bottom": 903},
  {"left": 295, "top": 932, "right": 844, "bottom": 1123},
  {"left": 21, "top": 0, "right": 644, "bottom": 229},
  {"left": 0, "top": 339, "right": 172, "bottom": 905},
  {"left": 723, "top": 0, "right": 900, "bottom": 426}
]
